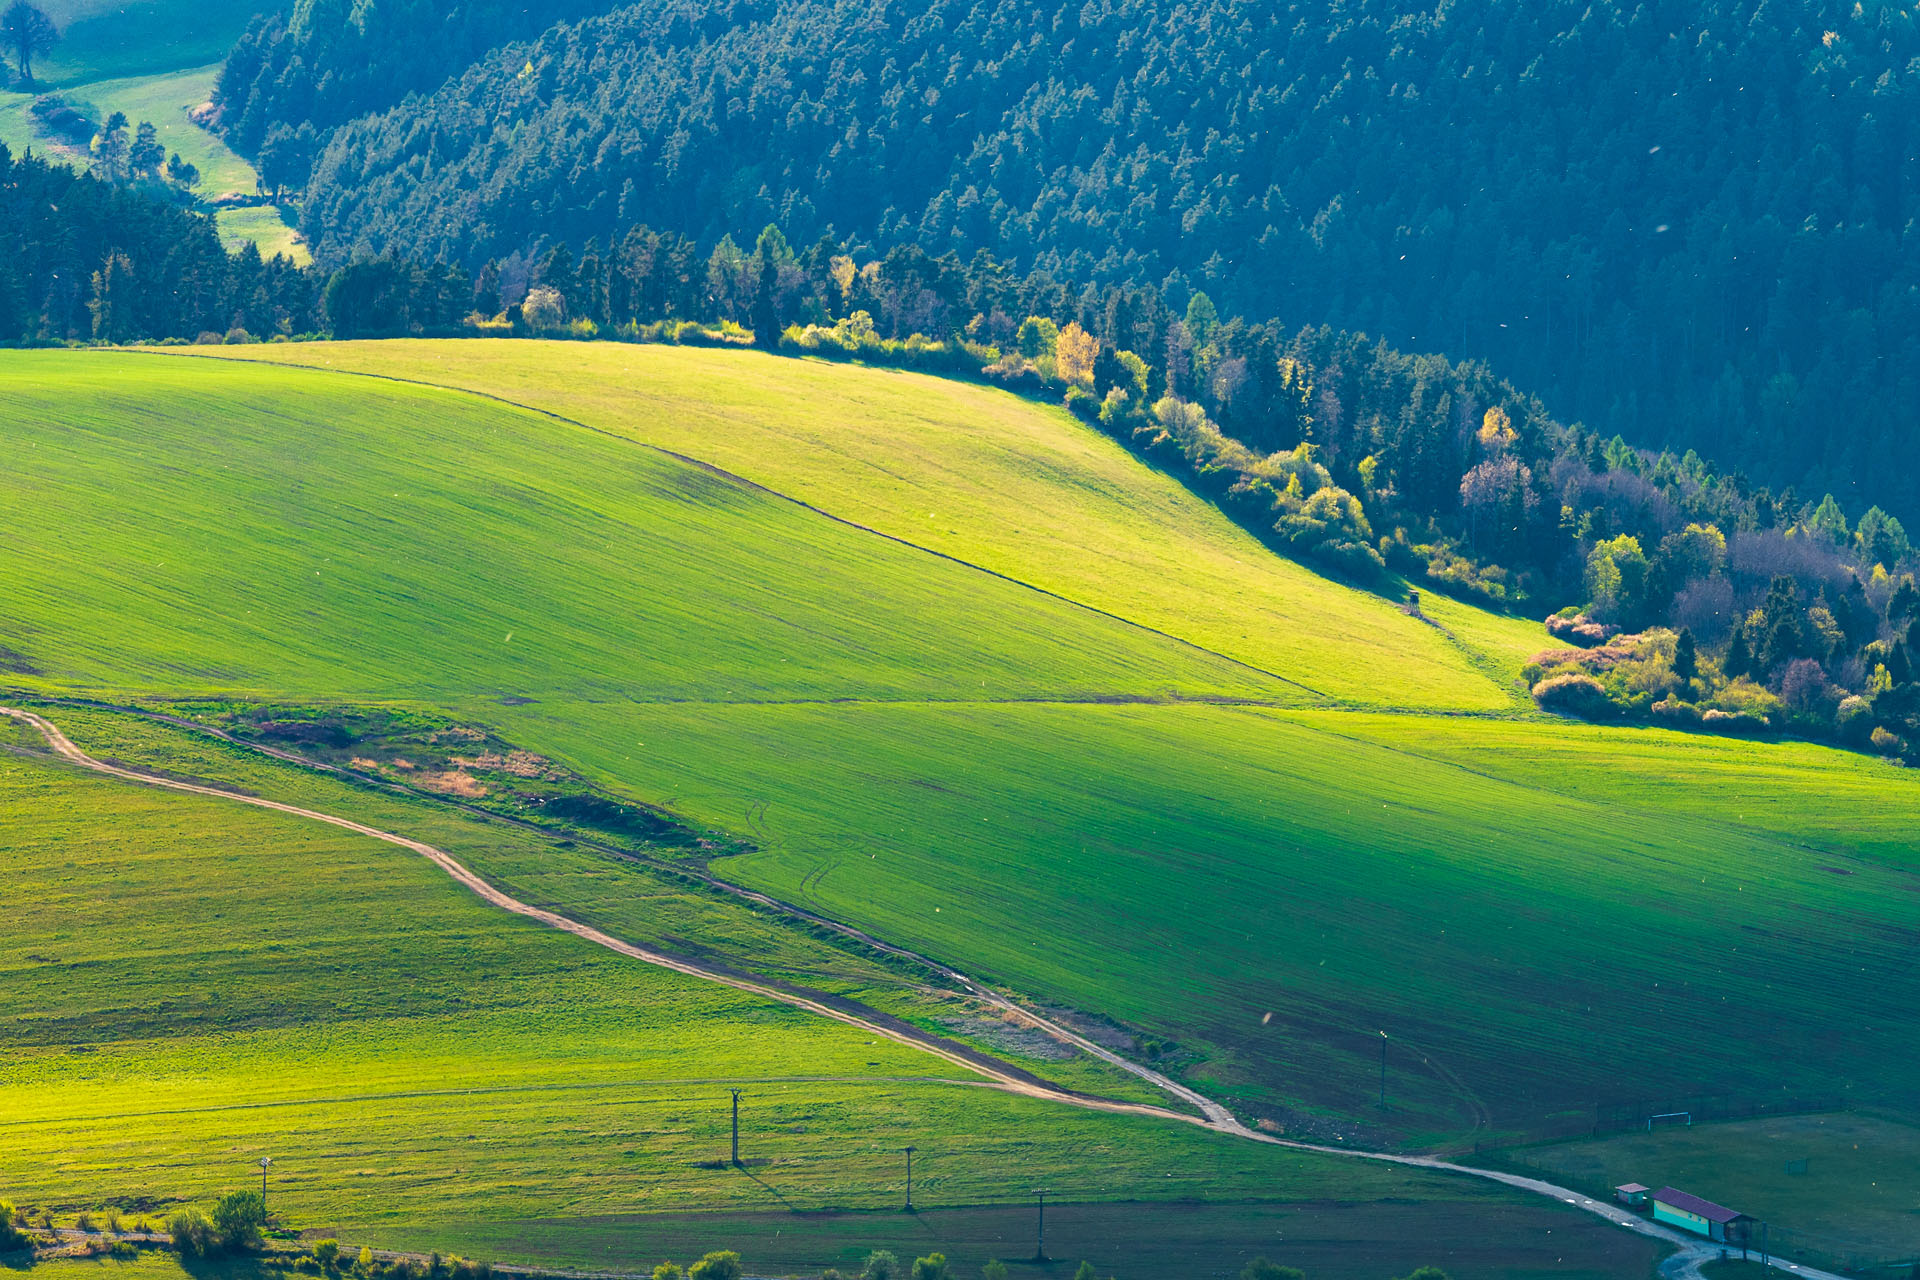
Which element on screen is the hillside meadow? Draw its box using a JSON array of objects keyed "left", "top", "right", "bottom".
[
  {"left": 0, "top": 707, "right": 1640, "bottom": 1279},
  {"left": 2, "top": 345, "right": 1917, "bottom": 1153},
  {"left": 186, "top": 341, "right": 1541, "bottom": 711}
]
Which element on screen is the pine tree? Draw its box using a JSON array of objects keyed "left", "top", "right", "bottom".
[
  {"left": 1724, "top": 622, "right": 1751, "bottom": 680},
  {"left": 1674, "top": 627, "right": 1698, "bottom": 694}
]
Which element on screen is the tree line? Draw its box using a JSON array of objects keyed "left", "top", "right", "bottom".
[
  {"left": 14, "top": 156, "right": 1920, "bottom": 754},
  {"left": 0, "top": 144, "right": 318, "bottom": 344}
]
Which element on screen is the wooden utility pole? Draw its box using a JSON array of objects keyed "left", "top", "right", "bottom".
[
  {"left": 1033, "top": 1188, "right": 1048, "bottom": 1262},
  {"left": 1379, "top": 1031, "right": 1388, "bottom": 1109},
  {"left": 904, "top": 1146, "right": 917, "bottom": 1211},
  {"left": 729, "top": 1089, "right": 742, "bottom": 1166}
]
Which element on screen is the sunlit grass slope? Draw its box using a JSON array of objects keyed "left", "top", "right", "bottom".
[
  {"left": 7, "top": 346, "right": 1915, "bottom": 1154},
  {"left": 0, "top": 709, "right": 1515, "bottom": 1268},
  {"left": 192, "top": 341, "right": 1533, "bottom": 710},
  {"left": 0, "top": 351, "right": 1275, "bottom": 706}
]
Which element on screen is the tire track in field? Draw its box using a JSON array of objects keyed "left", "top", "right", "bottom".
[{"left": 2, "top": 704, "right": 1856, "bottom": 1280}]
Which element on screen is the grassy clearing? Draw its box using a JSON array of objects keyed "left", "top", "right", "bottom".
[
  {"left": 1500, "top": 1113, "right": 1920, "bottom": 1270},
  {"left": 0, "top": 63, "right": 304, "bottom": 260},
  {"left": 0, "top": 709, "right": 1597, "bottom": 1275},
  {"left": 2, "top": 0, "right": 303, "bottom": 260},
  {"left": 35, "top": 0, "right": 271, "bottom": 85},
  {"left": 184, "top": 341, "right": 1540, "bottom": 712}
]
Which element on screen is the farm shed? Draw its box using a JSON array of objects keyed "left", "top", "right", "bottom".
[
  {"left": 1651, "top": 1187, "right": 1753, "bottom": 1242},
  {"left": 1614, "top": 1183, "right": 1649, "bottom": 1206}
]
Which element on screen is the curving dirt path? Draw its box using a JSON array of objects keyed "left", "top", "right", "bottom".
[
  {"left": 2, "top": 704, "right": 1853, "bottom": 1280},
  {"left": 0, "top": 705, "right": 1192, "bottom": 1125}
]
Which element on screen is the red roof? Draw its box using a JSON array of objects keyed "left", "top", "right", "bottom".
[{"left": 1653, "top": 1187, "right": 1749, "bottom": 1224}]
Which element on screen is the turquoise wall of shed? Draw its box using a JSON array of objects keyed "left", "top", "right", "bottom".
[{"left": 1654, "top": 1202, "right": 1712, "bottom": 1238}]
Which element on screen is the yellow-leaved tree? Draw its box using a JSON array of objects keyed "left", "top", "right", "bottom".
[{"left": 1056, "top": 321, "right": 1099, "bottom": 385}]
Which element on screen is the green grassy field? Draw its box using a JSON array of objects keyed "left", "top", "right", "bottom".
[
  {"left": 15, "top": 1209, "right": 1665, "bottom": 1280},
  {"left": 1501, "top": 1113, "right": 1920, "bottom": 1271},
  {"left": 2, "top": 342, "right": 1915, "bottom": 1269},
  {"left": 35, "top": 0, "right": 272, "bottom": 84},
  {"left": 0, "top": 708, "right": 1644, "bottom": 1280},
  {"left": 193, "top": 341, "right": 1536, "bottom": 711},
  {"left": 3, "top": 347, "right": 1918, "bottom": 1148}
]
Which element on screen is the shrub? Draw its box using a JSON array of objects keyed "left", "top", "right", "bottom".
[
  {"left": 0, "top": 1201, "right": 26, "bottom": 1254},
  {"left": 359, "top": 1246, "right": 375, "bottom": 1272},
  {"left": 911, "top": 1254, "right": 950, "bottom": 1280},
  {"left": 688, "top": 1253, "right": 742, "bottom": 1280},
  {"left": 1531, "top": 672, "right": 1614, "bottom": 719},
  {"left": 315, "top": 1239, "right": 342, "bottom": 1268},
  {"left": 862, "top": 1251, "right": 900, "bottom": 1280},
  {"left": 1545, "top": 612, "right": 1619, "bottom": 647},
  {"left": 1872, "top": 726, "right": 1905, "bottom": 755},
  {"left": 223, "top": 326, "right": 253, "bottom": 345},
  {"left": 1063, "top": 385, "right": 1099, "bottom": 422},
  {"left": 169, "top": 1208, "right": 218, "bottom": 1258},
  {"left": 1706, "top": 678, "right": 1781, "bottom": 726},
  {"left": 652, "top": 1263, "right": 684, "bottom": 1280},
  {"left": 1650, "top": 695, "right": 1701, "bottom": 725},
  {"left": 981, "top": 1263, "right": 1009, "bottom": 1280},
  {"left": 76, "top": 1211, "right": 97, "bottom": 1233},
  {"left": 212, "top": 1190, "right": 265, "bottom": 1249},
  {"left": 1837, "top": 695, "right": 1876, "bottom": 744},
  {"left": 522, "top": 286, "right": 567, "bottom": 330},
  {"left": 1701, "top": 708, "right": 1769, "bottom": 733}
]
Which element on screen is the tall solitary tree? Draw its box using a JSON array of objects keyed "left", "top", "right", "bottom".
[{"left": 2, "top": 1, "right": 57, "bottom": 87}]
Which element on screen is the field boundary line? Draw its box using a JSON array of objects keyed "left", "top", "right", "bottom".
[{"left": 128, "top": 346, "right": 1333, "bottom": 704}]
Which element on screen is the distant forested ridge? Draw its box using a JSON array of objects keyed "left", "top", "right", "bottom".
[
  {"left": 212, "top": 0, "right": 613, "bottom": 193},
  {"left": 251, "top": 0, "right": 1920, "bottom": 519}
]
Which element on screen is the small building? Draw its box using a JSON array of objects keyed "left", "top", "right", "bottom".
[
  {"left": 1651, "top": 1187, "right": 1754, "bottom": 1242},
  {"left": 1615, "top": 1183, "right": 1650, "bottom": 1207}
]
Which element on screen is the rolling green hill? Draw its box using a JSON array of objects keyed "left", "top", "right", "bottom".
[
  {"left": 5, "top": 707, "right": 1611, "bottom": 1280},
  {"left": 3, "top": 342, "right": 1917, "bottom": 1193},
  {"left": 194, "top": 340, "right": 1543, "bottom": 711}
]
